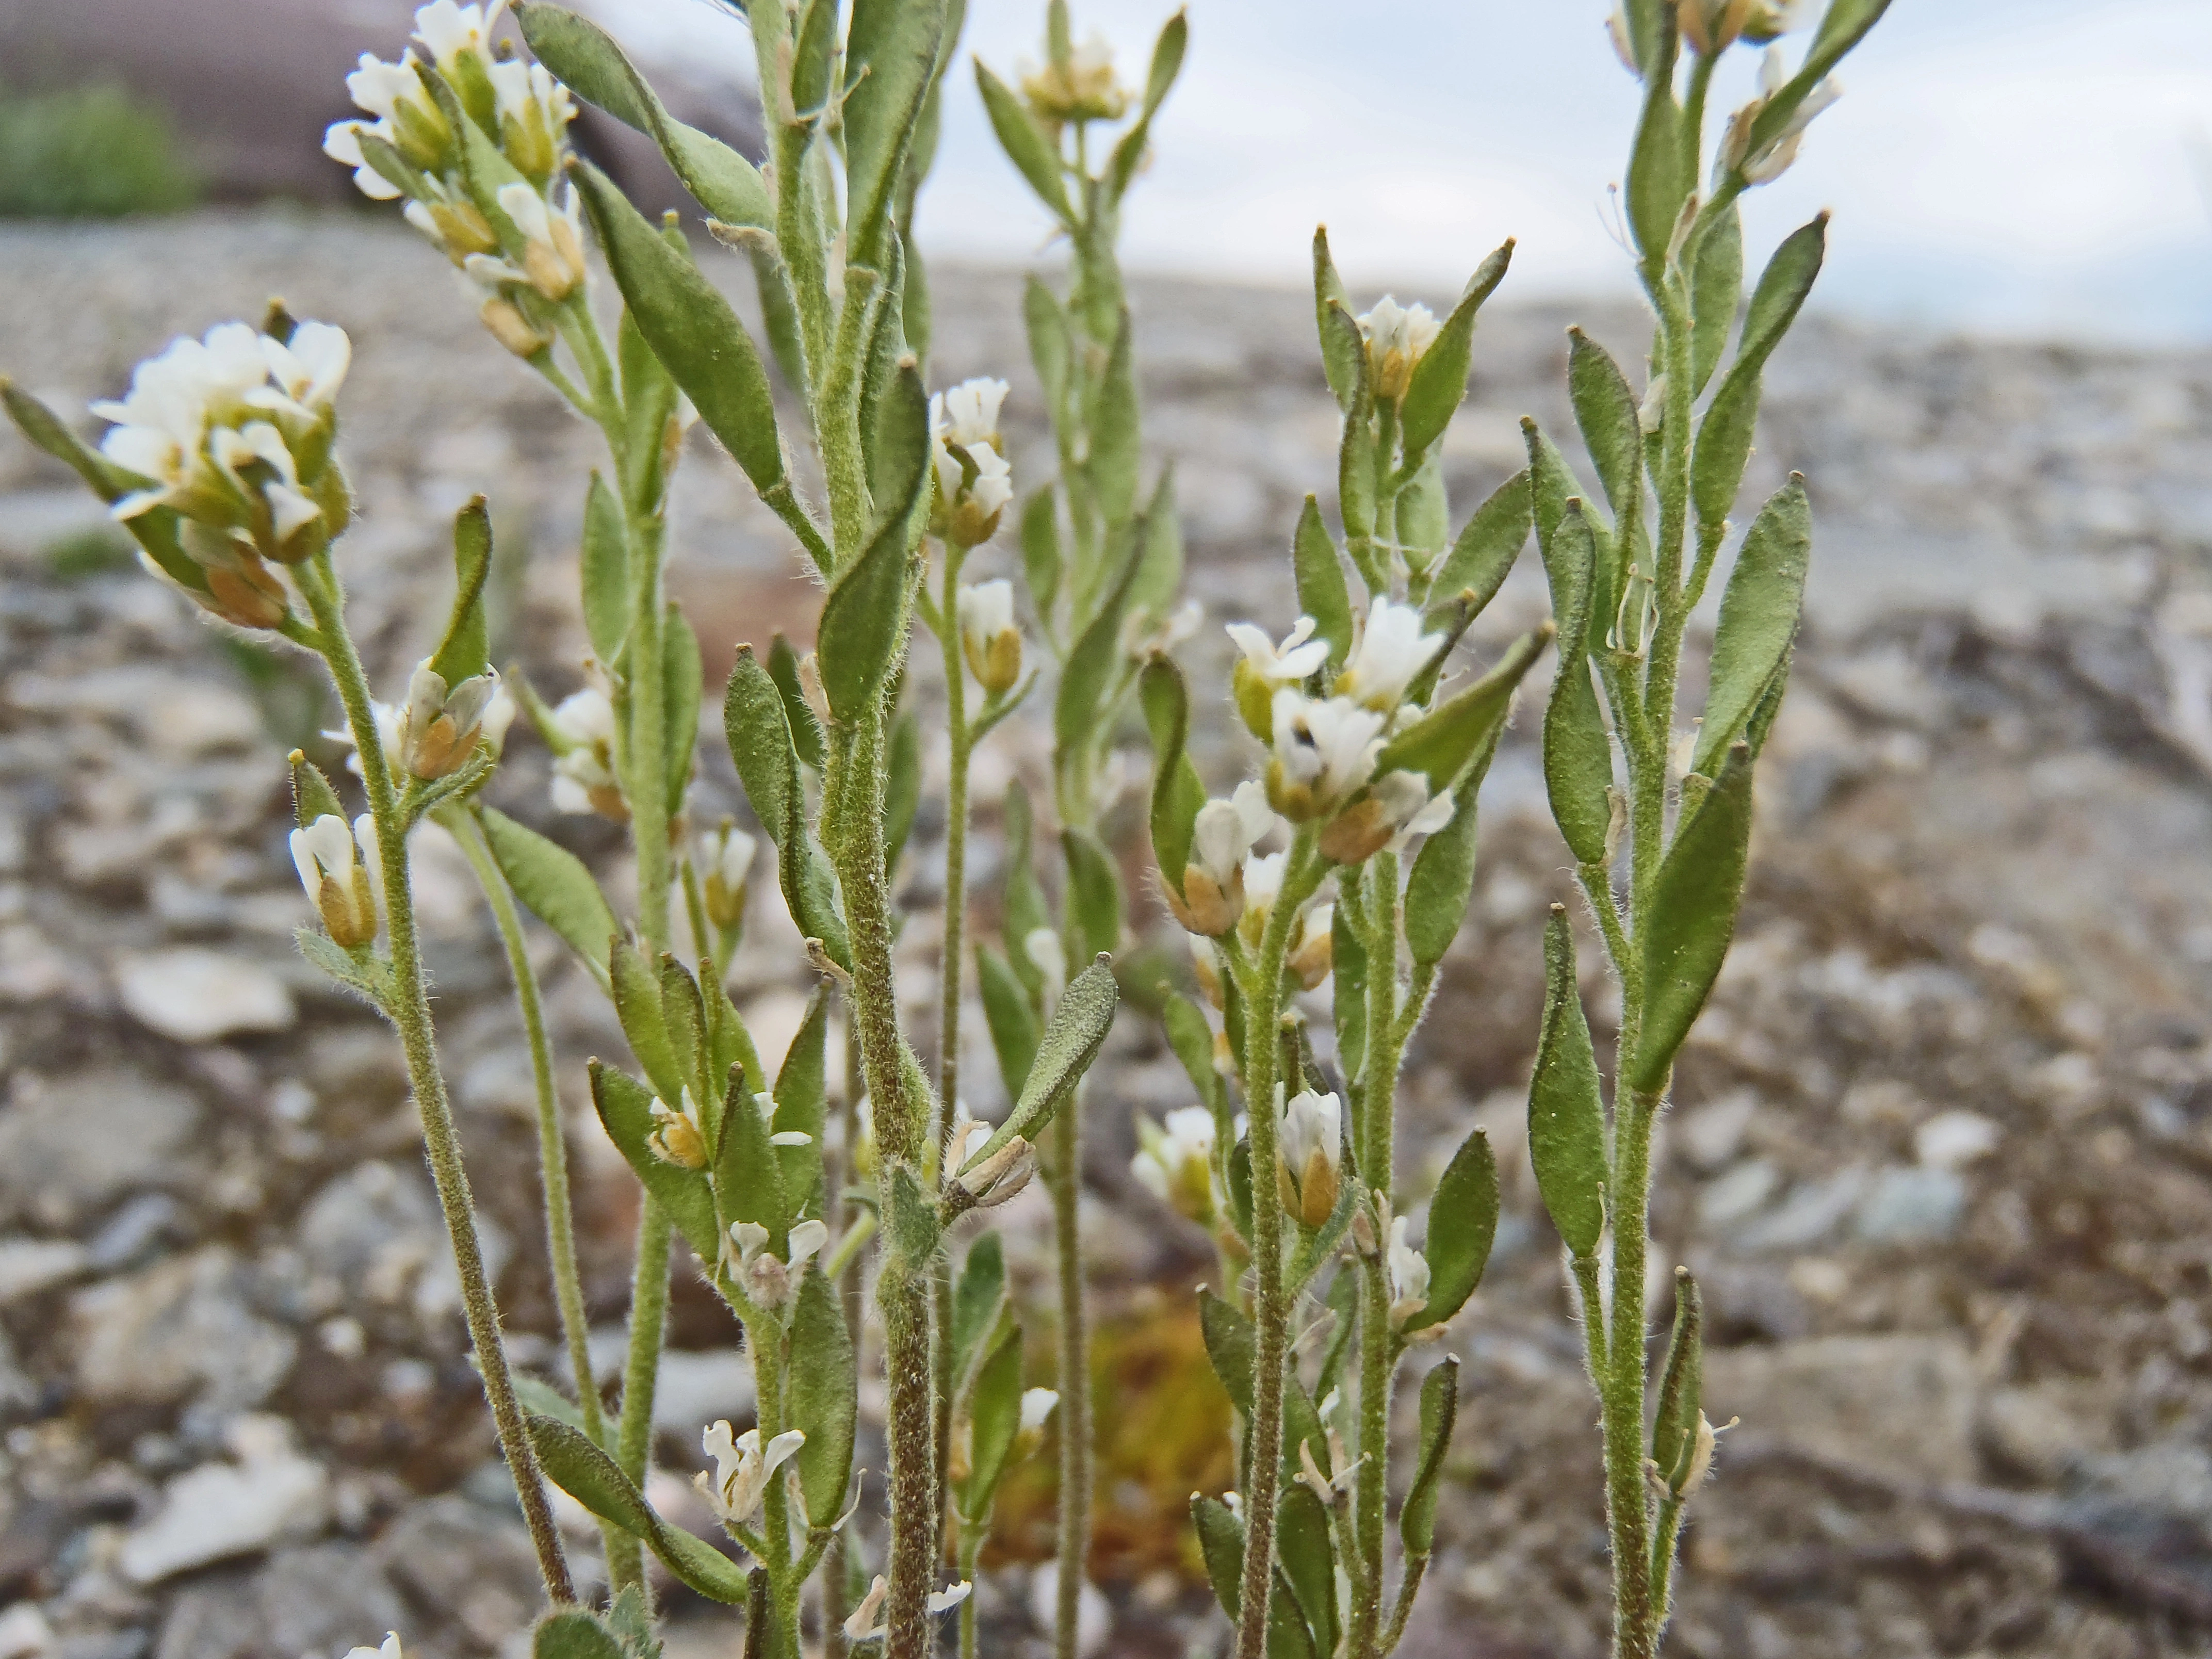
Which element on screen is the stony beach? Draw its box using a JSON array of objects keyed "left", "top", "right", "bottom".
[{"left": 3, "top": 206, "right": 2212, "bottom": 1658}]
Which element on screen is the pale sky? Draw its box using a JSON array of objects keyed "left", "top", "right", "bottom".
[{"left": 602, "top": 0, "right": 2212, "bottom": 343}]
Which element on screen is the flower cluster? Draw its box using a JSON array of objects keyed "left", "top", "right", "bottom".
[
  {"left": 1355, "top": 297, "right": 1438, "bottom": 403},
  {"left": 1020, "top": 31, "right": 1131, "bottom": 125},
  {"left": 323, "top": 1, "right": 585, "bottom": 356},
  {"left": 697, "top": 1419, "right": 806, "bottom": 1533},
  {"left": 93, "top": 318, "right": 354, "bottom": 625},
  {"left": 930, "top": 378, "right": 1014, "bottom": 548},
  {"left": 726, "top": 1216, "right": 828, "bottom": 1310}
]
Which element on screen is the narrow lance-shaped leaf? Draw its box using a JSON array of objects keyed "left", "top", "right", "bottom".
[
  {"left": 1650, "top": 1268, "right": 1704, "bottom": 1486},
  {"left": 1689, "top": 202, "right": 1744, "bottom": 397},
  {"left": 534, "top": 1612, "right": 624, "bottom": 1659},
  {"left": 1630, "top": 744, "right": 1755, "bottom": 1095},
  {"left": 1404, "top": 1127, "right": 1497, "bottom": 1332},
  {"left": 1161, "top": 988, "right": 1229, "bottom": 1136},
  {"left": 1328, "top": 301, "right": 1376, "bottom": 552},
  {"left": 1020, "top": 484, "right": 1062, "bottom": 624},
  {"left": 525, "top": 1413, "right": 751, "bottom": 1602},
  {"left": 724, "top": 647, "right": 850, "bottom": 969},
  {"left": 426, "top": 498, "right": 493, "bottom": 687},
  {"left": 1566, "top": 330, "right": 1642, "bottom": 528},
  {"left": 611, "top": 937, "right": 686, "bottom": 1108},
  {"left": 714, "top": 1062, "right": 791, "bottom": 1247},
  {"left": 1623, "top": 28, "right": 1685, "bottom": 264},
  {"left": 1398, "top": 1356, "right": 1461, "bottom": 1556},
  {"left": 662, "top": 603, "right": 701, "bottom": 812},
  {"left": 1527, "top": 905, "right": 1607, "bottom": 1258},
  {"left": 977, "top": 941, "right": 1041, "bottom": 1101},
  {"left": 1023, "top": 276, "right": 1073, "bottom": 430},
  {"left": 1275, "top": 1483, "right": 1338, "bottom": 1659},
  {"left": 516, "top": 3, "right": 773, "bottom": 227},
  {"left": 958, "top": 955, "right": 1118, "bottom": 1175},
  {"left": 580, "top": 473, "right": 630, "bottom": 664},
  {"left": 1693, "top": 477, "right": 1811, "bottom": 775},
  {"left": 1542, "top": 502, "right": 1615, "bottom": 867},
  {"left": 618, "top": 305, "right": 678, "bottom": 513},
  {"left": 842, "top": 0, "right": 952, "bottom": 268},
  {"left": 957, "top": 1322, "right": 1025, "bottom": 1516},
  {"left": 1197, "top": 1286, "right": 1254, "bottom": 1415},
  {"left": 1105, "top": 7, "right": 1188, "bottom": 202},
  {"left": 1422, "top": 468, "right": 1530, "bottom": 628},
  {"left": 1372, "top": 625, "right": 1549, "bottom": 794},
  {"left": 1089, "top": 309, "right": 1141, "bottom": 526},
  {"left": 771, "top": 987, "right": 830, "bottom": 1212},
  {"left": 1311, "top": 227, "right": 1358, "bottom": 412},
  {"left": 951, "top": 1232, "right": 1007, "bottom": 1388},
  {"left": 1404, "top": 739, "right": 1491, "bottom": 969},
  {"left": 1054, "top": 525, "right": 1143, "bottom": 763},
  {"left": 788, "top": 1268, "right": 857, "bottom": 1526},
  {"left": 589, "top": 1061, "right": 720, "bottom": 1264},
  {"left": 1062, "top": 828, "right": 1122, "bottom": 967},
  {"left": 817, "top": 363, "right": 926, "bottom": 722},
  {"left": 1129, "top": 467, "right": 1184, "bottom": 629},
  {"left": 975, "top": 60, "right": 1074, "bottom": 223},
  {"left": 1400, "top": 238, "right": 1514, "bottom": 456},
  {"left": 1192, "top": 1494, "right": 1247, "bottom": 1620},
  {"left": 657, "top": 952, "right": 707, "bottom": 1105},
  {"left": 479, "top": 807, "right": 617, "bottom": 990},
  {"left": 571, "top": 161, "right": 786, "bottom": 502},
  {"left": 1332, "top": 901, "right": 1368, "bottom": 1088},
  {"left": 1138, "top": 654, "right": 1205, "bottom": 905},
  {"left": 1292, "top": 495, "right": 1355, "bottom": 669},
  {"left": 764, "top": 632, "right": 823, "bottom": 771},
  {"left": 1692, "top": 215, "right": 1827, "bottom": 528}
]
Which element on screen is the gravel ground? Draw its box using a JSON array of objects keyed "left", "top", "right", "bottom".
[{"left": 4, "top": 206, "right": 2212, "bottom": 1659}]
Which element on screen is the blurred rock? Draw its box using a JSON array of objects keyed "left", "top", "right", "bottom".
[
  {"left": 1852, "top": 1165, "right": 1967, "bottom": 1244},
  {"left": 1980, "top": 1380, "right": 2116, "bottom": 1485},
  {"left": 1704, "top": 1334, "right": 1979, "bottom": 1485},
  {"left": 112, "top": 950, "right": 294, "bottom": 1044},
  {"left": 0, "top": 1068, "right": 198, "bottom": 1229},
  {"left": 375, "top": 1495, "right": 540, "bottom": 1651},
  {"left": 69, "top": 1247, "right": 295, "bottom": 1413},
  {"left": 119, "top": 1417, "right": 328, "bottom": 1584},
  {"left": 0, "top": 1237, "right": 90, "bottom": 1303}
]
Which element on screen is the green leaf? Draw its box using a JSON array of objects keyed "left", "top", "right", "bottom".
[
  {"left": 702, "top": 952, "right": 768, "bottom": 1097},
  {"left": 426, "top": 498, "right": 494, "bottom": 688},
  {"left": 999, "top": 783, "right": 1052, "bottom": 1000},
  {"left": 1397, "top": 450, "right": 1450, "bottom": 570},
  {"left": 658, "top": 952, "right": 707, "bottom": 1103},
  {"left": 1527, "top": 906, "right": 1607, "bottom": 1258},
  {"left": 1161, "top": 989, "right": 1228, "bottom": 1133},
  {"left": 1567, "top": 330, "right": 1643, "bottom": 527},
  {"left": 1400, "top": 238, "right": 1514, "bottom": 455},
  {"left": 1138, "top": 654, "right": 1205, "bottom": 901},
  {"left": 1398, "top": 1356, "right": 1460, "bottom": 1555},
  {"left": 1693, "top": 216, "right": 1826, "bottom": 528},
  {"left": 1630, "top": 743, "right": 1754, "bottom": 1094},
  {"left": 512, "top": 1373, "right": 590, "bottom": 1440},
  {"left": 958, "top": 1322, "right": 1025, "bottom": 1515},
  {"left": 1311, "top": 227, "right": 1357, "bottom": 412},
  {"left": 1129, "top": 468, "right": 1184, "bottom": 629},
  {"left": 1404, "top": 1127, "right": 1496, "bottom": 1332},
  {"left": 1650, "top": 1268, "right": 1704, "bottom": 1486},
  {"left": 790, "top": 0, "right": 840, "bottom": 118},
  {"left": 713, "top": 1063, "right": 790, "bottom": 1243},
  {"left": 1422, "top": 469, "right": 1529, "bottom": 629},
  {"left": 663, "top": 604, "right": 701, "bottom": 811},
  {"left": 1404, "top": 754, "right": 1488, "bottom": 969},
  {"left": 1624, "top": 37, "right": 1686, "bottom": 263},
  {"left": 958, "top": 955, "right": 1117, "bottom": 1176},
  {"left": 1020, "top": 485, "right": 1062, "bottom": 622},
  {"left": 589, "top": 1062, "right": 720, "bottom": 1264},
  {"left": 1192, "top": 1493, "right": 1246, "bottom": 1619},
  {"left": 1372, "top": 626, "right": 1548, "bottom": 794},
  {"left": 580, "top": 474, "right": 630, "bottom": 664},
  {"left": 765, "top": 633, "right": 824, "bottom": 771},
  {"left": 1089, "top": 310, "right": 1141, "bottom": 526},
  {"left": 516, "top": 4, "right": 772, "bottom": 227},
  {"left": 1331, "top": 902, "right": 1368, "bottom": 1087},
  {"left": 1688, "top": 203, "right": 1743, "bottom": 397},
  {"left": 1542, "top": 503, "right": 1614, "bottom": 867},
  {"left": 1023, "top": 276, "right": 1073, "bottom": 427},
  {"left": 1062, "top": 828, "right": 1122, "bottom": 966},
  {"left": 1525, "top": 417, "right": 1614, "bottom": 655},
  {"left": 3, "top": 378, "right": 136, "bottom": 500},
  {"left": 1053, "top": 527, "right": 1143, "bottom": 761},
  {"left": 572, "top": 161, "right": 785, "bottom": 500},
  {"left": 789, "top": 1267, "right": 857, "bottom": 1525},
  {"left": 977, "top": 943, "right": 1041, "bottom": 1103},
  {"left": 1105, "top": 8, "right": 1188, "bottom": 202},
  {"left": 886, "top": 1162, "right": 940, "bottom": 1268},
  {"left": 843, "top": 0, "right": 953, "bottom": 267},
  {"left": 885, "top": 708, "right": 922, "bottom": 875},
  {"left": 818, "top": 363, "right": 926, "bottom": 722},
  {"left": 1746, "top": 0, "right": 1890, "bottom": 163},
  {"left": 1327, "top": 303, "right": 1376, "bottom": 550},
  {"left": 619, "top": 305, "right": 679, "bottom": 513},
  {"left": 860, "top": 245, "right": 916, "bottom": 511},
  {"left": 771, "top": 986, "right": 829, "bottom": 1211},
  {"left": 1693, "top": 478, "right": 1810, "bottom": 774},
  {"left": 290, "top": 754, "right": 346, "bottom": 831},
  {"left": 724, "top": 646, "right": 850, "bottom": 969},
  {"left": 525, "top": 1414, "right": 750, "bottom": 1602},
  {"left": 1275, "top": 1483, "right": 1337, "bottom": 1659},
  {"left": 952, "top": 1232, "right": 1007, "bottom": 1388},
  {"left": 975, "top": 60, "right": 1072, "bottom": 222},
  {"left": 295, "top": 930, "right": 393, "bottom": 1011},
  {"left": 534, "top": 1611, "right": 624, "bottom": 1659},
  {"left": 1291, "top": 496, "right": 1355, "bottom": 669},
  {"left": 611, "top": 936, "right": 685, "bottom": 1107},
  {"left": 480, "top": 808, "right": 618, "bottom": 991},
  {"left": 1198, "top": 1287, "right": 1253, "bottom": 1415}
]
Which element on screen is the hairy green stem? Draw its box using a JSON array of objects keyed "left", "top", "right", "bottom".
[
  {"left": 1049, "top": 1089, "right": 1091, "bottom": 1659},
  {"left": 297, "top": 554, "right": 573, "bottom": 1604},
  {"left": 1601, "top": 1087, "right": 1661, "bottom": 1659},
  {"left": 613, "top": 1204, "right": 673, "bottom": 1596},
  {"left": 1231, "top": 835, "right": 1326, "bottom": 1659},
  {"left": 447, "top": 806, "right": 619, "bottom": 1570},
  {"left": 1352, "top": 851, "right": 1403, "bottom": 1659},
  {"left": 935, "top": 543, "right": 972, "bottom": 1563}
]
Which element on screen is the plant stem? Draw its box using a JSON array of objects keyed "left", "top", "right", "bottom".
[
  {"left": 1352, "top": 851, "right": 1403, "bottom": 1659},
  {"left": 1050, "top": 1086, "right": 1091, "bottom": 1659},
  {"left": 296, "top": 554, "right": 573, "bottom": 1604},
  {"left": 956, "top": 1517, "right": 986, "bottom": 1659},
  {"left": 1231, "top": 834, "right": 1325, "bottom": 1659},
  {"left": 613, "top": 1204, "right": 672, "bottom": 1596},
  {"left": 1601, "top": 1087, "right": 1661, "bottom": 1659},
  {"left": 750, "top": 1314, "right": 805, "bottom": 1659},
  {"left": 935, "top": 545, "right": 972, "bottom": 1562},
  {"left": 446, "top": 806, "right": 619, "bottom": 1568}
]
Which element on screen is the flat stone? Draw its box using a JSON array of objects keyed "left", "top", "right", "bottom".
[
  {"left": 0, "top": 1237, "right": 89, "bottom": 1303},
  {"left": 375, "top": 1494, "right": 541, "bottom": 1650},
  {"left": 1981, "top": 1380, "right": 2117, "bottom": 1485},
  {"left": 113, "top": 950, "right": 294, "bottom": 1044},
  {"left": 1703, "top": 1332, "right": 1979, "bottom": 1485},
  {"left": 1853, "top": 1165, "right": 1967, "bottom": 1244},
  {"left": 119, "top": 1416, "right": 329, "bottom": 1584},
  {"left": 0, "top": 1066, "right": 199, "bottom": 1227},
  {"left": 69, "top": 1246, "right": 296, "bottom": 1412}
]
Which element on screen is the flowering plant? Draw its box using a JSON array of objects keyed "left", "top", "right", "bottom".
[{"left": 1, "top": 0, "right": 1889, "bottom": 1654}]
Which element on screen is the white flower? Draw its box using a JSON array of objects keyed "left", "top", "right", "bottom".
[
  {"left": 937, "top": 377, "right": 1009, "bottom": 448},
  {"left": 843, "top": 1576, "right": 972, "bottom": 1644},
  {"left": 547, "top": 688, "right": 624, "bottom": 818},
  {"left": 1228, "top": 615, "right": 1329, "bottom": 686},
  {"left": 412, "top": 0, "right": 503, "bottom": 68},
  {"left": 1356, "top": 297, "right": 1441, "bottom": 400},
  {"left": 477, "top": 181, "right": 585, "bottom": 301},
  {"left": 1723, "top": 45, "right": 1841, "bottom": 185},
  {"left": 94, "top": 322, "right": 271, "bottom": 519},
  {"left": 1240, "top": 851, "right": 1286, "bottom": 937},
  {"left": 1277, "top": 1087, "right": 1342, "bottom": 1229},
  {"left": 255, "top": 321, "right": 352, "bottom": 418},
  {"left": 1340, "top": 599, "right": 1446, "bottom": 713},
  {"left": 1269, "top": 691, "right": 1386, "bottom": 820},
  {"left": 1386, "top": 1214, "right": 1431, "bottom": 1326},
  {"left": 343, "top": 1635, "right": 403, "bottom": 1659},
  {"left": 291, "top": 813, "right": 379, "bottom": 949},
  {"left": 701, "top": 821, "right": 758, "bottom": 932},
  {"left": 957, "top": 578, "right": 1022, "bottom": 694},
  {"left": 324, "top": 121, "right": 403, "bottom": 199},
  {"left": 1375, "top": 769, "right": 1456, "bottom": 852},
  {"left": 397, "top": 660, "right": 504, "bottom": 779},
  {"left": 489, "top": 56, "right": 576, "bottom": 133},
  {"left": 1192, "top": 779, "right": 1275, "bottom": 888},
  {"left": 1020, "top": 1387, "right": 1060, "bottom": 1434},
  {"left": 1132, "top": 1105, "right": 1216, "bottom": 1221},
  {"left": 758, "top": 1089, "right": 815, "bottom": 1150},
  {"left": 725, "top": 1217, "right": 828, "bottom": 1308},
  {"left": 930, "top": 379, "right": 1012, "bottom": 545},
  {"left": 647, "top": 1088, "right": 709, "bottom": 1169},
  {"left": 696, "top": 1420, "right": 806, "bottom": 1533}
]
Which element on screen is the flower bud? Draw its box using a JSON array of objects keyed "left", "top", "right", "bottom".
[
  {"left": 291, "top": 812, "right": 379, "bottom": 949},
  {"left": 1176, "top": 781, "right": 1274, "bottom": 938},
  {"left": 957, "top": 579, "right": 1023, "bottom": 695},
  {"left": 930, "top": 379, "right": 1013, "bottom": 548},
  {"left": 201, "top": 555, "right": 294, "bottom": 631},
  {"left": 399, "top": 661, "right": 505, "bottom": 779},
  {"left": 480, "top": 296, "right": 551, "bottom": 359},
  {"left": 1132, "top": 1106, "right": 1216, "bottom": 1224},
  {"left": 1385, "top": 1214, "right": 1432, "bottom": 1327},
  {"left": 1287, "top": 902, "right": 1334, "bottom": 991},
  {"left": 647, "top": 1088, "right": 710, "bottom": 1170},
  {"left": 1020, "top": 31, "right": 1131, "bottom": 123},
  {"left": 701, "top": 820, "right": 757, "bottom": 933},
  {"left": 1014, "top": 1387, "right": 1059, "bottom": 1461},
  {"left": 1276, "top": 1087, "right": 1342, "bottom": 1229},
  {"left": 1355, "top": 297, "right": 1440, "bottom": 402},
  {"left": 955, "top": 1136, "right": 1036, "bottom": 1210},
  {"left": 545, "top": 687, "right": 626, "bottom": 820}
]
